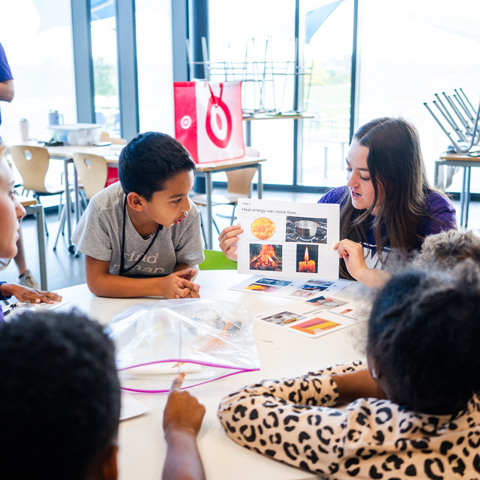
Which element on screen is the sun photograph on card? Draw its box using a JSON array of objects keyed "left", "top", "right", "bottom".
[{"left": 251, "top": 217, "right": 276, "bottom": 240}]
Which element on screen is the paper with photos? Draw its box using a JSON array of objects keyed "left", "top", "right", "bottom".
[
  {"left": 236, "top": 198, "right": 340, "bottom": 279},
  {"left": 255, "top": 299, "right": 363, "bottom": 339},
  {"left": 229, "top": 275, "right": 351, "bottom": 299}
]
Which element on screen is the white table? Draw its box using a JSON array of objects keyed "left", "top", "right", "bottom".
[{"left": 55, "top": 271, "right": 365, "bottom": 480}]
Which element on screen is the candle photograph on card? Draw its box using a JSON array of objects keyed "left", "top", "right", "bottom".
[{"left": 297, "top": 245, "right": 318, "bottom": 274}]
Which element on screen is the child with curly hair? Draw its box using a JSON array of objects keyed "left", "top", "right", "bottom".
[{"left": 218, "top": 261, "right": 480, "bottom": 479}]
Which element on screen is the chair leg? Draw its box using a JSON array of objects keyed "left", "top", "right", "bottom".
[
  {"left": 230, "top": 204, "right": 237, "bottom": 226},
  {"left": 58, "top": 193, "right": 63, "bottom": 220},
  {"left": 212, "top": 216, "right": 221, "bottom": 235},
  {"left": 53, "top": 206, "right": 66, "bottom": 251},
  {"left": 200, "top": 212, "right": 207, "bottom": 246},
  {"left": 34, "top": 195, "right": 49, "bottom": 236}
]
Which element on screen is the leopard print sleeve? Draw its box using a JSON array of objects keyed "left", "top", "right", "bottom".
[
  {"left": 217, "top": 361, "right": 366, "bottom": 475},
  {"left": 219, "top": 362, "right": 480, "bottom": 478}
]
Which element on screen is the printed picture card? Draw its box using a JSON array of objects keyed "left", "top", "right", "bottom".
[
  {"left": 236, "top": 198, "right": 340, "bottom": 279},
  {"left": 255, "top": 299, "right": 363, "bottom": 339},
  {"left": 230, "top": 275, "right": 351, "bottom": 299}
]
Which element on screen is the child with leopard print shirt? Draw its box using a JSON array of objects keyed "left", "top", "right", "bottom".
[{"left": 218, "top": 261, "right": 480, "bottom": 479}]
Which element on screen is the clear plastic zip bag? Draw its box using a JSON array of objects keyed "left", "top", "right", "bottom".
[{"left": 105, "top": 299, "right": 260, "bottom": 393}]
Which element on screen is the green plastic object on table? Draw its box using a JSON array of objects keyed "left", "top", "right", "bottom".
[{"left": 199, "top": 250, "right": 237, "bottom": 270}]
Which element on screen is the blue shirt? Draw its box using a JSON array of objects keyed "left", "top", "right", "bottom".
[
  {"left": 319, "top": 186, "right": 457, "bottom": 268},
  {"left": 0, "top": 42, "right": 13, "bottom": 127}
]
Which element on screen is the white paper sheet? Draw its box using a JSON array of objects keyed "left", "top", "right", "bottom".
[
  {"left": 229, "top": 275, "right": 351, "bottom": 300},
  {"left": 120, "top": 391, "right": 149, "bottom": 421},
  {"left": 236, "top": 198, "right": 340, "bottom": 279},
  {"left": 255, "top": 299, "right": 364, "bottom": 339}
]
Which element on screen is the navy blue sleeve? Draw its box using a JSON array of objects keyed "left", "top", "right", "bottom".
[
  {"left": 418, "top": 192, "right": 457, "bottom": 239},
  {"left": 0, "top": 43, "right": 13, "bottom": 82},
  {"left": 317, "top": 185, "right": 349, "bottom": 205}
]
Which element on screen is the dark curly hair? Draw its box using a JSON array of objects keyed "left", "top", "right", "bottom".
[
  {"left": 367, "top": 260, "right": 480, "bottom": 415},
  {"left": 119, "top": 131, "right": 196, "bottom": 201},
  {"left": 0, "top": 310, "right": 120, "bottom": 480},
  {"left": 416, "top": 229, "right": 480, "bottom": 269}
]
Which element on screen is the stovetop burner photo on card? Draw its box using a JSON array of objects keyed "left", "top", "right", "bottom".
[{"left": 285, "top": 216, "right": 328, "bottom": 244}]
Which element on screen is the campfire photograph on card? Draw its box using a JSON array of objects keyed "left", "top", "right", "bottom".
[
  {"left": 296, "top": 245, "right": 318, "bottom": 274},
  {"left": 290, "top": 317, "right": 341, "bottom": 336},
  {"left": 260, "top": 311, "right": 307, "bottom": 326},
  {"left": 285, "top": 216, "right": 327, "bottom": 243},
  {"left": 250, "top": 244, "right": 283, "bottom": 272},
  {"left": 244, "top": 283, "right": 282, "bottom": 293},
  {"left": 306, "top": 296, "right": 349, "bottom": 309}
]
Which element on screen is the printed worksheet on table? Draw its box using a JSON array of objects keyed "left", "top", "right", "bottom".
[
  {"left": 229, "top": 275, "right": 351, "bottom": 300},
  {"left": 236, "top": 198, "right": 340, "bottom": 279},
  {"left": 255, "top": 299, "right": 364, "bottom": 339}
]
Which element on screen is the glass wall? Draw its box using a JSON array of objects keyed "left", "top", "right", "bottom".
[
  {"left": 0, "top": 0, "right": 77, "bottom": 141},
  {"left": 90, "top": 0, "right": 120, "bottom": 136},
  {"left": 300, "top": 0, "right": 354, "bottom": 188},
  {"left": 209, "top": 0, "right": 296, "bottom": 185},
  {"left": 357, "top": 0, "right": 480, "bottom": 193},
  {"left": 135, "top": 0, "right": 174, "bottom": 135}
]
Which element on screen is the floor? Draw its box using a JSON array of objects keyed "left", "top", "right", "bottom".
[{"left": 2, "top": 190, "right": 479, "bottom": 292}]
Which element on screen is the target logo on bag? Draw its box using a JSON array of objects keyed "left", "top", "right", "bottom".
[
  {"left": 205, "top": 96, "right": 232, "bottom": 148},
  {"left": 174, "top": 81, "right": 244, "bottom": 163},
  {"left": 180, "top": 115, "right": 192, "bottom": 129}
]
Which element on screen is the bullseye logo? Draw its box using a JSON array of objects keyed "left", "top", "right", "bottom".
[
  {"left": 205, "top": 96, "right": 232, "bottom": 148},
  {"left": 180, "top": 115, "right": 192, "bottom": 129}
]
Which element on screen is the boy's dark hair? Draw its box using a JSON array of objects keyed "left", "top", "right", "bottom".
[
  {"left": 0, "top": 310, "right": 120, "bottom": 480},
  {"left": 368, "top": 260, "right": 480, "bottom": 415},
  {"left": 119, "top": 131, "right": 196, "bottom": 201}
]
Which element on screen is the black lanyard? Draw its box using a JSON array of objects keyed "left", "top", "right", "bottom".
[{"left": 120, "top": 196, "right": 161, "bottom": 276}]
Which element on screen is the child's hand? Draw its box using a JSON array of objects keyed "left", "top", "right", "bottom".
[
  {"left": 218, "top": 225, "right": 243, "bottom": 262},
  {"left": 176, "top": 268, "right": 197, "bottom": 282},
  {"left": 1, "top": 283, "right": 62, "bottom": 304},
  {"left": 159, "top": 274, "right": 200, "bottom": 299},
  {"left": 164, "top": 373, "right": 206, "bottom": 438}
]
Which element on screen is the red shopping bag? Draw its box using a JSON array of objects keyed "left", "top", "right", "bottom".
[
  {"left": 174, "top": 81, "right": 245, "bottom": 164},
  {"left": 105, "top": 167, "right": 119, "bottom": 187}
]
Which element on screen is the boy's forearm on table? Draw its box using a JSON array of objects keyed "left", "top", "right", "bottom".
[{"left": 87, "top": 272, "right": 164, "bottom": 298}]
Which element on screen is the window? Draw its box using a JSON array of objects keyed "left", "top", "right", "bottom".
[
  {"left": 0, "top": 0, "right": 77, "bottom": 141},
  {"left": 209, "top": 0, "right": 296, "bottom": 185},
  {"left": 357, "top": 0, "right": 480, "bottom": 193},
  {"left": 90, "top": 0, "right": 120, "bottom": 136},
  {"left": 135, "top": 0, "right": 174, "bottom": 134},
  {"left": 300, "top": 0, "right": 354, "bottom": 188}
]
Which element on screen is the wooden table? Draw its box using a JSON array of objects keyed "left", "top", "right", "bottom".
[
  {"left": 434, "top": 152, "right": 480, "bottom": 228},
  {"left": 195, "top": 156, "right": 267, "bottom": 249},
  {"left": 53, "top": 270, "right": 364, "bottom": 480},
  {"left": 16, "top": 196, "right": 47, "bottom": 290}
]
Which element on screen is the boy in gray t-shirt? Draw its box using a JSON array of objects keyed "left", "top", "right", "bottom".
[{"left": 72, "top": 132, "right": 204, "bottom": 299}]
